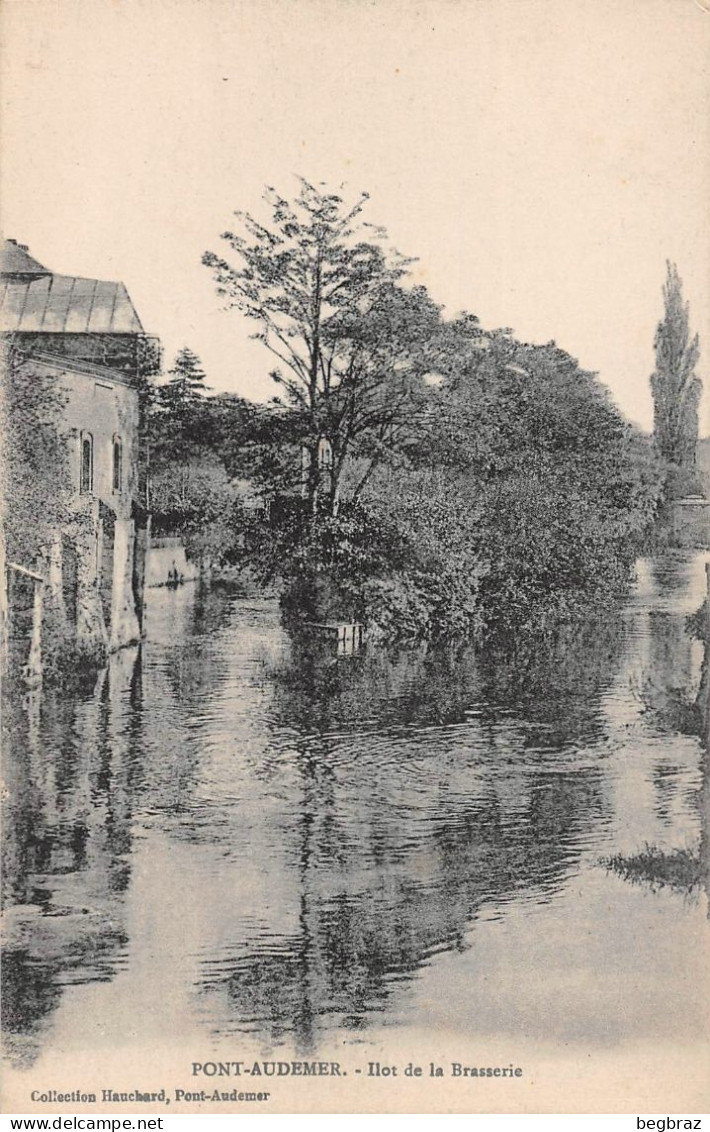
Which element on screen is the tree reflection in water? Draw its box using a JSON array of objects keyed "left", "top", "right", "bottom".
[
  {"left": 1, "top": 562, "right": 707, "bottom": 1063},
  {"left": 197, "top": 614, "right": 625, "bottom": 1049},
  {"left": 1, "top": 650, "right": 141, "bottom": 1067}
]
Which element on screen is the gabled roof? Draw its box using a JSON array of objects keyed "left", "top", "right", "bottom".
[{"left": 0, "top": 240, "right": 144, "bottom": 334}]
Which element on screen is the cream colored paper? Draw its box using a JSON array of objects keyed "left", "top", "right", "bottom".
[{"left": 1, "top": 0, "right": 709, "bottom": 1116}]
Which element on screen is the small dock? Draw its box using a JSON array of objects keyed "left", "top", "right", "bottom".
[{"left": 304, "top": 621, "right": 366, "bottom": 654}]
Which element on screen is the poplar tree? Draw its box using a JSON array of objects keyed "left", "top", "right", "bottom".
[{"left": 650, "top": 262, "right": 702, "bottom": 474}]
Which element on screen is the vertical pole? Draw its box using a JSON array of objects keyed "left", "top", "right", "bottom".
[
  {"left": 97, "top": 516, "right": 104, "bottom": 588},
  {"left": 27, "top": 577, "right": 43, "bottom": 684}
]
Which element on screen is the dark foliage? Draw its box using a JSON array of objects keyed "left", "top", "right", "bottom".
[
  {"left": 2, "top": 349, "right": 71, "bottom": 566},
  {"left": 650, "top": 262, "right": 703, "bottom": 490},
  {"left": 201, "top": 181, "right": 666, "bottom": 640}
]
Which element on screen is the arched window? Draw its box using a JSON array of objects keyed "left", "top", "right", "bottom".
[
  {"left": 80, "top": 433, "right": 93, "bottom": 493},
  {"left": 112, "top": 435, "right": 123, "bottom": 492},
  {"left": 318, "top": 438, "right": 333, "bottom": 470}
]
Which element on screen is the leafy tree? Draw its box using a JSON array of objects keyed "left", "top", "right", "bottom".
[
  {"left": 204, "top": 392, "right": 272, "bottom": 485},
  {"left": 650, "top": 262, "right": 702, "bottom": 480},
  {"left": 201, "top": 182, "right": 666, "bottom": 638},
  {"left": 145, "top": 354, "right": 257, "bottom": 561},
  {"left": 148, "top": 450, "right": 236, "bottom": 557},
  {"left": 354, "top": 333, "right": 665, "bottom": 640},
  {"left": 154, "top": 347, "right": 211, "bottom": 460},
  {"left": 203, "top": 179, "right": 443, "bottom": 513},
  {"left": 432, "top": 332, "right": 662, "bottom": 530},
  {"left": 147, "top": 347, "right": 212, "bottom": 508}
]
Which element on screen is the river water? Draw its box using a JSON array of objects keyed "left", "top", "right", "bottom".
[{"left": 2, "top": 551, "right": 709, "bottom": 1096}]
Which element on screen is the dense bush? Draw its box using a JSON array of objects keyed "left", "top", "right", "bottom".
[
  {"left": 345, "top": 337, "right": 665, "bottom": 641},
  {"left": 227, "top": 334, "right": 665, "bottom": 642},
  {"left": 198, "top": 182, "right": 670, "bottom": 641}
]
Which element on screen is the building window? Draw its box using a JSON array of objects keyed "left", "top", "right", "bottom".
[
  {"left": 80, "top": 433, "right": 93, "bottom": 493},
  {"left": 318, "top": 438, "right": 333, "bottom": 470},
  {"left": 112, "top": 435, "right": 123, "bottom": 492}
]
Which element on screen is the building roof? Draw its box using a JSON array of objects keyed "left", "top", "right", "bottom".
[
  {"left": 0, "top": 240, "right": 144, "bottom": 334},
  {"left": 0, "top": 239, "right": 50, "bottom": 276}
]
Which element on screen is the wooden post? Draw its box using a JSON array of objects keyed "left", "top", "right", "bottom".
[
  {"left": 27, "top": 577, "right": 43, "bottom": 684},
  {"left": 8, "top": 562, "right": 45, "bottom": 685}
]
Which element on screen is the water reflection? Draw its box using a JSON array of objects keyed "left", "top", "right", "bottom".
[
  {"left": 2, "top": 555, "right": 708, "bottom": 1065},
  {"left": 192, "top": 615, "right": 624, "bottom": 1047},
  {"left": 2, "top": 652, "right": 139, "bottom": 1066}
]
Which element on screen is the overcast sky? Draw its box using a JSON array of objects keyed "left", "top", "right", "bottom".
[{"left": 3, "top": 0, "right": 709, "bottom": 432}]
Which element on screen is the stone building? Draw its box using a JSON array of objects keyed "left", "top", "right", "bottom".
[{"left": 1, "top": 239, "right": 160, "bottom": 673}]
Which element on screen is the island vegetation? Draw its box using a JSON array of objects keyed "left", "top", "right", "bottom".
[
  {"left": 6, "top": 181, "right": 705, "bottom": 652},
  {"left": 194, "top": 180, "right": 667, "bottom": 641}
]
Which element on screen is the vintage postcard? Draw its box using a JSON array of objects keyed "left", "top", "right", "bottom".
[{"left": 1, "top": 0, "right": 709, "bottom": 1116}]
